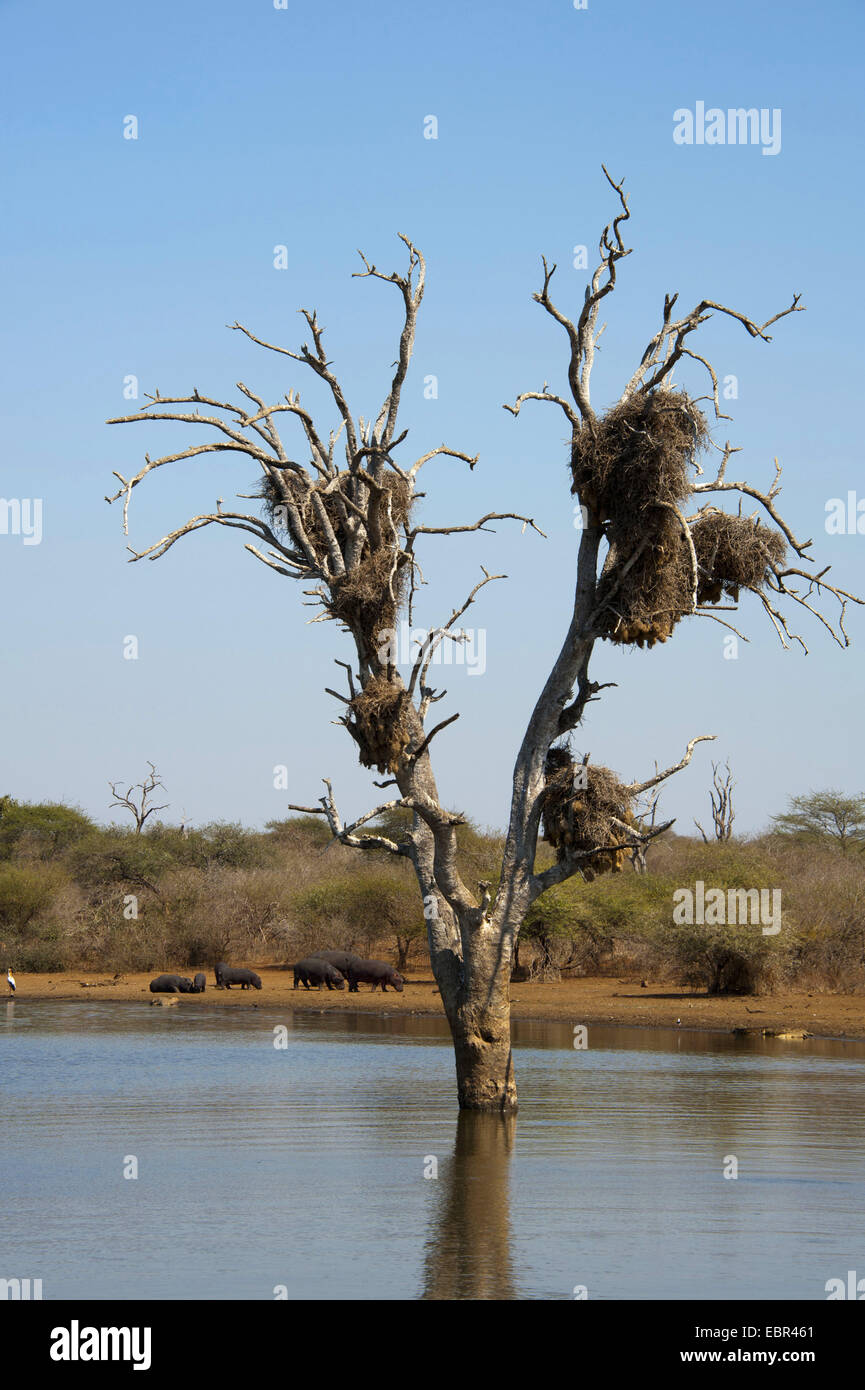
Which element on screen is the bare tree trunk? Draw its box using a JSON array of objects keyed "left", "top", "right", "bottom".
[{"left": 439, "top": 926, "right": 517, "bottom": 1112}]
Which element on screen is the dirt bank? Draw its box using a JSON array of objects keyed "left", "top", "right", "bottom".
[{"left": 7, "top": 966, "right": 864, "bottom": 1039}]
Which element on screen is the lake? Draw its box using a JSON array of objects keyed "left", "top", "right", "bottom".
[{"left": 2, "top": 1000, "right": 863, "bottom": 1300}]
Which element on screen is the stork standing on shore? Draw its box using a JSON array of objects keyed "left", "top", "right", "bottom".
[{"left": 6, "top": 968, "right": 15, "bottom": 996}]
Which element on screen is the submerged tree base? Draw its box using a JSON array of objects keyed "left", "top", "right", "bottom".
[{"left": 452, "top": 1018, "right": 518, "bottom": 1113}]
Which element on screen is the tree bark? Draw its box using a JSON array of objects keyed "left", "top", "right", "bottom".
[{"left": 440, "top": 926, "right": 517, "bottom": 1112}]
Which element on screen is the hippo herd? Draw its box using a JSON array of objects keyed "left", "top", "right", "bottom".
[
  {"left": 148, "top": 964, "right": 261, "bottom": 994},
  {"left": 149, "top": 972, "right": 207, "bottom": 995},
  {"left": 148, "top": 954, "right": 404, "bottom": 995},
  {"left": 293, "top": 950, "right": 404, "bottom": 993}
]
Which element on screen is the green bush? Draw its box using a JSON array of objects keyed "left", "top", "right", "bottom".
[
  {"left": 291, "top": 866, "right": 423, "bottom": 967},
  {"left": 0, "top": 863, "right": 62, "bottom": 929},
  {"left": 0, "top": 798, "right": 95, "bottom": 861},
  {"left": 0, "top": 863, "right": 72, "bottom": 972}
]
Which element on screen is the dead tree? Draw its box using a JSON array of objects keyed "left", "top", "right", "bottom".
[
  {"left": 107, "top": 173, "right": 860, "bottom": 1111},
  {"left": 108, "top": 762, "right": 168, "bottom": 834},
  {"left": 695, "top": 761, "right": 736, "bottom": 843},
  {"left": 630, "top": 787, "right": 662, "bottom": 873}
]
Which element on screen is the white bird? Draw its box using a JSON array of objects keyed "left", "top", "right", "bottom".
[{"left": 6, "top": 968, "right": 15, "bottom": 996}]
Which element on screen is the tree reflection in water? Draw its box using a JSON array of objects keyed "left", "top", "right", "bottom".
[{"left": 421, "top": 1111, "right": 517, "bottom": 1300}]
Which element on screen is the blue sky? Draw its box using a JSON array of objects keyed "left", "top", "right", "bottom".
[{"left": 1, "top": 0, "right": 862, "bottom": 836}]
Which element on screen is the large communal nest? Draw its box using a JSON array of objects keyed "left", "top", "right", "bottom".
[
  {"left": 573, "top": 389, "right": 709, "bottom": 649},
  {"left": 257, "top": 466, "right": 413, "bottom": 642},
  {"left": 594, "top": 509, "right": 694, "bottom": 648},
  {"left": 691, "top": 511, "right": 787, "bottom": 605},
  {"left": 541, "top": 749, "right": 636, "bottom": 879},
  {"left": 330, "top": 549, "right": 409, "bottom": 642},
  {"left": 258, "top": 468, "right": 412, "bottom": 554},
  {"left": 345, "top": 674, "right": 413, "bottom": 774},
  {"left": 570, "top": 388, "right": 708, "bottom": 523}
]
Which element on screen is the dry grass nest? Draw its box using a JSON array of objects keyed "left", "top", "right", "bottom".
[
  {"left": 573, "top": 389, "right": 787, "bottom": 647},
  {"left": 257, "top": 467, "right": 413, "bottom": 640},
  {"left": 330, "top": 550, "right": 409, "bottom": 640},
  {"left": 570, "top": 388, "right": 708, "bottom": 524},
  {"left": 345, "top": 674, "right": 413, "bottom": 775},
  {"left": 542, "top": 749, "right": 636, "bottom": 878},
  {"left": 594, "top": 509, "right": 695, "bottom": 648},
  {"left": 572, "top": 389, "right": 708, "bottom": 648},
  {"left": 691, "top": 511, "right": 787, "bottom": 604}
]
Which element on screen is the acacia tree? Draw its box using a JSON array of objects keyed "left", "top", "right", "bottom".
[
  {"left": 771, "top": 790, "right": 865, "bottom": 850},
  {"left": 107, "top": 170, "right": 860, "bottom": 1112}
]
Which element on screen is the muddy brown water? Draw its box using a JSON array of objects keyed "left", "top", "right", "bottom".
[{"left": 1, "top": 1000, "right": 863, "bottom": 1299}]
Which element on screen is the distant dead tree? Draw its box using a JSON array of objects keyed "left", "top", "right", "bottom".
[
  {"left": 108, "top": 762, "right": 168, "bottom": 834},
  {"left": 631, "top": 787, "right": 663, "bottom": 872},
  {"left": 107, "top": 169, "right": 861, "bottom": 1112},
  {"left": 695, "top": 760, "right": 736, "bottom": 843}
]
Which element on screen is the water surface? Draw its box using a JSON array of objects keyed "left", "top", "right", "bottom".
[{"left": 2, "top": 1000, "right": 863, "bottom": 1299}]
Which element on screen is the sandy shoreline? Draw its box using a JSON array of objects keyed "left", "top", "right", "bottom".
[{"left": 7, "top": 966, "right": 865, "bottom": 1040}]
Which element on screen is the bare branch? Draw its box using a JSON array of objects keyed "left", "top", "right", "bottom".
[
  {"left": 411, "top": 712, "right": 460, "bottom": 762},
  {"left": 409, "top": 444, "right": 479, "bottom": 478},
  {"left": 288, "top": 779, "right": 413, "bottom": 857},
  {"left": 353, "top": 235, "right": 425, "bottom": 448},
  {"left": 627, "top": 735, "right": 716, "bottom": 795},
  {"left": 624, "top": 293, "right": 803, "bottom": 399},
  {"left": 409, "top": 511, "right": 547, "bottom": 542},
  {"left": 408, "top": 569, "right": 504, "bottom": 699},
  {"left": 231, "top": 314, "right": 359, "bottom": 463},
  {"left": 503, "top": 385, "right": 580, "bottom": 429}
]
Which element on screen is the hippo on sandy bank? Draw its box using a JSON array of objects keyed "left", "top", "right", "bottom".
[
  {"left": 192, "top": 972, "right": 206, "bottom": 993},
  {"left": 345, "top": 960, "right": 404, "bottom": 993},
  {"left": 312, "top": 950, "right": 363, "bottom": 986},
  {"left": 214, "top": 963, "right": 262, "bottom": 990},
  {"left": 293, "top": 958, "right": 346, "bottom": 991},
  {"left": 149, "top": 974, "right": 196, "bottom": 994}
]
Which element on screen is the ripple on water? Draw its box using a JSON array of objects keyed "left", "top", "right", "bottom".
[{"left": 1, "top": 1000, "right": 863, "bottom": 1299}]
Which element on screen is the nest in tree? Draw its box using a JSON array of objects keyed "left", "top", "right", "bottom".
[
  {"left": 570, "top": 388, "right": 708, "bottom": 523},
  {"left": 345, "top": 674, "right": 413, "bottom": 774},
  {"left": 259, "top": 469, "right": 412, "bottom": 551},
  {"left": 330, "top": 549, "right": 408, "bottom": 641},
  {"left": 541, "top": 749, "right": 636, "bottom": 877},
  {"left": 691, "top": 511, "right": 787, "bottom": 604},
  {"left": 572, "top": 390, "right": 709, "bottom": 649},
  {"left": 256, "top": 466, "right": 413, "bottom": 644},
  {"left": 594, "top": 509, "right": 695, "bottom": 648}
]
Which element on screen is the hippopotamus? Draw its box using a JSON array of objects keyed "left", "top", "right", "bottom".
[
  {"left": 192, "top": 972, "right": 206, "bottom": 993},
  {"left": 313, "top": 950, "right": 364, "bottom": 990},
  {"left": 293, "top": 958, "right": 346, "bottom": 991},
  {"left": 215, "top": 963, "right": 262, "bottom": 990},
  {"left": 149, "top": 974, "right": 196, "bottom": 994},
  {"left": 345, "top": 959, "right": 404, "bottom": 993}
]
